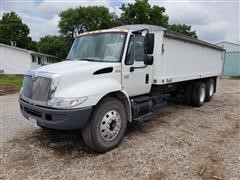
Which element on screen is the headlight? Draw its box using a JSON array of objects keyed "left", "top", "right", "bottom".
[{"left": 48, "top": 97, "right": 87, "bottom": 108}]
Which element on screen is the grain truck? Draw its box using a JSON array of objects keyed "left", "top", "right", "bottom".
[{"left": 19, "top": 24, "right": 224, "bottom": 152}]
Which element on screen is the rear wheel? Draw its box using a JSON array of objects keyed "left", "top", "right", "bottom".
[
  {"left": 82, "top": 97, "right": 127, "bottom": 153},
  {"left": 192, "top": 82, "right": 206, "bottom": 107},
  {"left": 205, "top": 79, "right": 215, "bottom": 102}
]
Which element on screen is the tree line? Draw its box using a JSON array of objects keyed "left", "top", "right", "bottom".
[{"left": 0, "top": 0, "right": 197, "bottom": 60}]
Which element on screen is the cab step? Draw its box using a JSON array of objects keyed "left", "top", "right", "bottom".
[
  {"left": 132, "top": 100, "right": 167, "bottom": 123},
  {"left": 131, "top": 94, "right": 167, "bottom": 123}
]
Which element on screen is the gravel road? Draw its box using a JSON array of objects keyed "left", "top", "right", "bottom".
[{"left": 1, "top": 78, "right": 240, "bottom": 179}]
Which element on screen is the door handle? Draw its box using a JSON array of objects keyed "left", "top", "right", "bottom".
[
  {"left": 145, "top": 74, "right": 149, "bottom": 84},
  {"left": 130, "top": 65, "right": 147, "bottom": 72},
  {"left": 130, "top": 67, "right": 134, "bottom": 72}
]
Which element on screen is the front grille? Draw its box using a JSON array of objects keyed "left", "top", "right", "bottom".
[{"left": 22, "top": 75, "right": 52, "bottom": 102}]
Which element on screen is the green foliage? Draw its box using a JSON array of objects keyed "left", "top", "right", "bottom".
[
  {"left": 0, "top": 75, "right": 23, "bottom": 90},
  {"left": 0, "top": 1, "right": 198, "bottom": 61},
  {"left": 119, "top": 0, "right": 169, "bottom": 28},
  {"left": 58, "top": 6, "right": 115, "bottom": 38},
  {"left": 169, "top": 24, "right": 198, "bottom": 38},
  {"left": 37, "top": 35, "right": 70, "bottom": 60},
  {"left": 231, "top": 76, "right": 240, "bottom": 80},
  {"left": 27, "top": 41, "right": 38, "bottom": 51},
  {"left": 0, "top": 12, "right": 32, "bottom": 48},
  {"left": 54, "top": 0, "right": 197, "bottom": 60},
  {"left": 118, "top": 0, "right": 196, "bottom": 37}
]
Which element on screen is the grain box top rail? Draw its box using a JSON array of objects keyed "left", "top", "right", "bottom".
[{"left": 114, "top": 24, "right": 224, "bottom": 51}]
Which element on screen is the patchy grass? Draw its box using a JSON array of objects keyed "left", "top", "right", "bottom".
[
  {"left": 231, "top": 76, "right": 240, "bottom": 80},
  {"left": 0, "top": 75, "right": 23, "bottom": 95}
]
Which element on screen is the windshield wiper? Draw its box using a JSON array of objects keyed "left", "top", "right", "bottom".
[{"left": 78, "top": 58, "right": 96, "bottom": 62}]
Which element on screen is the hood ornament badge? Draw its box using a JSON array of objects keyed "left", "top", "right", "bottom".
[{"left": 32, "top": 72, "right": 38, "bottom": 81}]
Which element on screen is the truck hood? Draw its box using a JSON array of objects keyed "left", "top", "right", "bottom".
[
  {"left": 35, "top": 60, "right": 120, "bottom": 76},
  {"left": 29, "top": 60, "right": 122, "bottom": 96}
]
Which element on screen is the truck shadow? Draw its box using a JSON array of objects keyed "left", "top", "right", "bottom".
[
  {"left": 33, "top": 128, "right": 97, "bottom": 156},
  {"left": 31, "top": 125, "right": 148, "bottom": 156}
]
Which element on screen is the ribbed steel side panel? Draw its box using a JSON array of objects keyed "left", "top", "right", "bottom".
[
  {"left": 164, "top": 30, "right": 224, "bottom": 51},
  {"left": 153, "top": 34, "right": 224, "bottom": 85}
]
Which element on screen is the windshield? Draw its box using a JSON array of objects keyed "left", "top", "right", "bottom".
[{"left": 67, "top": 32, "right": 126, "bottom": 62}]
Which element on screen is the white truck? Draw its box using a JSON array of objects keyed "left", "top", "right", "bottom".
[{"left": 19, "top": 24, "right": 224, "bottom": 152}]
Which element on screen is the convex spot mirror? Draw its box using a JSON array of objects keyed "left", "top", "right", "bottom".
[{"left": 144, "top": 33, "right": 154, "bottom": 54}]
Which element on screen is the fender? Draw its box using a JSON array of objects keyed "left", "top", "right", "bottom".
[
  {"left": 55, "top": 78, "right": 122, "bottom": 108},
  {"left": 95, "top": 89, "right": 132, "bottom": 122},
  {"left": 119, "top": 89, "right": 132, "bottom": 122}
]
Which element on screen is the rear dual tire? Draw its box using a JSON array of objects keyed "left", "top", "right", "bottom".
[
  {"left": 192, "top": 82, "right": 206, "bottom": 107},
  {"left": 205, "top": 79, "right": 215, "bottom": 102},
  {"left": 184, "top": 78, "right": 215, "bottom": 107}
]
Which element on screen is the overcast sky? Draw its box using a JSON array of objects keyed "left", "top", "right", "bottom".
[{"left": 1, "top": 0, "right": 239, "bottom": 44}]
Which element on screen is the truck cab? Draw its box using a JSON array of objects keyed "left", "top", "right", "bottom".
[{"left": 19, "top": 25, "right": 223, "bottom": 152}]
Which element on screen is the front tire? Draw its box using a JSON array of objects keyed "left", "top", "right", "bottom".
[{"left": 82, "top": 97, "right": 127, "bottom": 153}]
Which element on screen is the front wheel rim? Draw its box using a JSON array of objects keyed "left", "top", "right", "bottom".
[{"left": 100, "top": 110, "right": 121, "bottom": 141}]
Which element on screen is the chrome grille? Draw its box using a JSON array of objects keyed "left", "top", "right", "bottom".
[
  {"left": 22, "top": 75, "right": 33, "bottom": 98},
  {"left": 22, "top": 75, "right": 52, "bottom": 102}
]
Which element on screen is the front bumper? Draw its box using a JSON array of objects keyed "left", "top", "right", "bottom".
[{"left": 19, "top": 98, "right": 92, "bottom": 130}]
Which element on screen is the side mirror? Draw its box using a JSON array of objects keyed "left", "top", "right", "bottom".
[
  {"left": 144, "top": 55, "right": 154, "bottom": 65},
  {"left": 144, "top": 33, "right": 154, "bottom": 54}
]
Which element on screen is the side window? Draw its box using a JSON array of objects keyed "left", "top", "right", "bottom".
[
  {"left": 31, "top": 55, "right": 35, "bottom": 63},
  {"left": 37, "top": 56, "right": 41, "bottom": 65},
  {"left": 125, "top": 36, "right": 134, "bottom": 65},
  {"left": 125, "top": 35, "right": 145, "bottom": 65},
  {"left": 135, "top": 35, "right": 145, "bottom": 61}
]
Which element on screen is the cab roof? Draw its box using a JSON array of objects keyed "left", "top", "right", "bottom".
[
  {"left": 80, "top": 24, "right": 164, "bottom": 36},
  {"left": 113, "top": 24, "right": 164, "bottom": 32}
]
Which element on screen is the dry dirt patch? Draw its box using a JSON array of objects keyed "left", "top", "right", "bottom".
[
  {"left": 1, "top": 78, "right": 240, "bottom": 179},
  {"left": 0, "top": 85, "right": 18, "bottom": 96}
]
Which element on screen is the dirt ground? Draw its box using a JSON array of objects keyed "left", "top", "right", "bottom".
[
  {"left": 0, "top": 85, "right": 18, "bottom": 96},
  {"left": 1, "top": 78, "right": 240, "bottom": 180}
]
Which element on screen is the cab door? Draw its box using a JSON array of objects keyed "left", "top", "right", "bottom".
[{"left": 122, "top": 34, "right": 153, "bottom": 97}]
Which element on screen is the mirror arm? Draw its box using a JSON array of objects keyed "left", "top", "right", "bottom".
[
  {"left": 132, "top": 28, "right": 149, "bottom": 34},
  {"left": 130, "top": 65, "right": 147, "bottom": 72}
]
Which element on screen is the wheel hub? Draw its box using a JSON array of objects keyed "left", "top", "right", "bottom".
[{"left": 100, "top": 110, "right": 121, "bottom": 141}]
